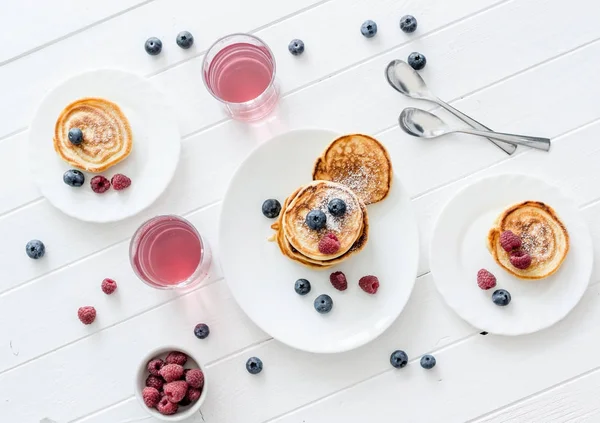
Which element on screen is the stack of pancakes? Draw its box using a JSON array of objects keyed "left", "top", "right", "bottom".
[
  {"left": 487, "top": 201, "right": 569, "bottom": 279},
  {"left": 271, "top": 134, "right": 392, "bottom": 269},
  {"left": 54, "top": 97, "right": 133, "bottom": 173}
]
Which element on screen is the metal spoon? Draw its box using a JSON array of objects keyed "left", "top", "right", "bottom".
[
  {"left": 385, "top": 59, "right": 517, "bottom": 155},
  {"left": 399, "top": 108, "right": 551, "bottom": 151}
]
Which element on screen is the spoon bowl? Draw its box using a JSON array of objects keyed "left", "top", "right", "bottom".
[{"left": 385, "top": 60, "right": 431, "bottom": 99}]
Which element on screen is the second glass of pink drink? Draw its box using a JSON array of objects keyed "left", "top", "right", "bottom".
[{"left": 202, "top": 33, "right": 278, "bottom": 121}]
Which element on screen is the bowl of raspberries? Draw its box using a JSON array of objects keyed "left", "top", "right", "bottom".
[{"left": 135, "top": 346, "right": 206, "bottom": 420}]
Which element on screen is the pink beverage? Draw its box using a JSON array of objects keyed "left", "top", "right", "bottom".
[
  {"left": 203, "top": 34, "right": 278, "bottom": 121},
  {"left": 130, "top": 215, "right": 211, "bottom": 289}
]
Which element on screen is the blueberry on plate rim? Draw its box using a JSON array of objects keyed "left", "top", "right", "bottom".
[
  {"left": 400, "top": 15, "right": 418, "bottom": 33},
  {"left": 246, "top": 357, "right": 263, "bottom": 374},
  {"left": 305, "top": 209, "right": 327, "bottom": 230},
  {"left": 68, "top": 128, "right": 83, "bottom": 145},
  {"left": 145, "top": 37, "right": 163, "bottom": 55},
  {"left": 176, "top": 31, "right": 194, "bottom": 49},
  {"left": 288, "top": 39, "right": 305, "bottom": 56},
  {"left": 420, "top": 354, "right": 436, "bottom": 369},
  {"left": 360, "top": 20, "right": 378, "bottom": 38},
  {"left": 262, "top": 199, "right": 281, "bottom": 219},
  {"left": 390, "top": 350, "right": 408, "bottom": 368},
  {"left": 328, "top": 198, "right": 347, "bottom": 217},
  {"left": 492, "top": 289, "right": 511, "bottom": 306},
  {"left": 25, "top": 240, "right": 45, "bottom": 259},
  {"left": 314, "top": 294, "right": 333, "bottom": 314},
  {"left": 194, "top": 323, "right": 210, "bottom": 339},
  {"left": 408, "top": 52, "right": 426, "bottom": 70},
  {"left": 294, "top": 278, "right": 311, "bottom": 295},
  {"left": 63, "top": 169, "right": 85, "bottom": 187}
]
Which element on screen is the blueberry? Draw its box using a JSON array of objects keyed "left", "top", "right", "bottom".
[
  {"left": 390, "top": 350, "right": 408, "bottom": 368},
  {"left": 68, "top": 128, "right": 83, "bottom": 145},
  {"left": 360, "top": 20, "right": 378, "bottom": 38},
  {"left": 328, "top": 198, "right": 347, "bottom": 217},
  {"left": 305, "top": 209, "right": 327, "bottom": 230},
  {"left": 492, "top": 289, "right": 511, "bottom": 306},
  {"left": 408, "top": 52, "right": 426, "bottom": 70},
  {"left": 420, "top": 354, "right": 436, "bottom": 369},
  {"left": 288, "top": 39, "right": 305, "bottom": 56},
  {"left": 400, "top": 15, "right": 418, "bottom": 33},
  {"left": 194, "top": 323, "right": 210, "bottom": 339},
  {"left": 246, "top": 357, "right": 263, "bottom": 374},
  {"left": 145, "top": 37, "right": 163, "bottom": 55},
  {"left": 25, "top": 240, "right": 45, "bottom": 259},
  {"left": 294, "top": 278, "right": 311, "bottom": 295},
  {"left": 176, "top": 31, "right": 194, "bottom": 49},
  {"left": 314, "top": 294, "right": 333, "bottom": 314},
  {"left": 63, "top": 169, "right": 85, "bottom": 187},
  {"left": 262, "top": 199, "right": 281, "bottom": 219}
]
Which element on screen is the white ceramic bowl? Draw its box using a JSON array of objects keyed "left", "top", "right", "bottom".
[{"left": 135, "top": 346, "right": 207, "bottom": 421}]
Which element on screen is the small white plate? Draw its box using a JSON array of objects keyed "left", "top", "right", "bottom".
[
  {"left": 430, "top": 174, "right": 593, "bottom": 335},
  {"left": 29, "top": 69, "right": 180, "bottom": 223},
  {"left": 219, "top": 129, "right": 419, "bottom": 353}
]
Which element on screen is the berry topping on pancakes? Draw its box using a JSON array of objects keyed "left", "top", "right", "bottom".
[
  {"left": 319, "top": 233, "right": 341, "bottom": 255},
  {"left": 510, "top": 250, "right": 532, "bottom": 269},
  {"left": 500, "top": 230, "right": 522, "bottom": 252}
]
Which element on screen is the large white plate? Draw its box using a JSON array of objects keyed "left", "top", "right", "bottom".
[
  {"left": 430, "top": 174, "right": 593, "bottom": 335},
  {"left": 219, "top": 129, "right": 419, "bottom": 353},
  {"left": 29, "top": 69, "right": 180, "bottom": 223}
]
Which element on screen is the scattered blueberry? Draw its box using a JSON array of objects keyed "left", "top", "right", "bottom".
[
  {"left": 145, "top": 37, "right": 163, "bottom": 55},
  {"left": 390, "top": 350, "right": 408, "bottom": 368},
  {"left": 408, "top": 52, "right": 426, "bottom": 70},
  {"left": 400, "top": 15, "right": 418, "bottom": 33},
  {"left": 328, "top": 198, "right": 347, "bottom": 217},
  {"left": 246, "top": 357, "right": 263, "bottom": 374},
  {"left": 63, "top": 169, "right": 85, "bottom": 187},
  {"left": 420, "top": 354, "right": 436, "bottom": 369},
  {"left": 360, "top": 20, "right": 378, "bottom": 38},
  {"left": 288, "top": 39, "right": 305, "bottom": 56},
  {"left": 492, "top": 289, "right": 511, "bottom": 306},
  {"left": 262, "top": 199, "right": 281, "bottom": 219},
  {"left": 314, "top": 294, "right": 333, "bottom": 314},
  {"left": 305, "top": 209, "right": 327, "bottom": 230},
  {"left": 68, "top": 128, "right": 83, "bottom": 145},
  {"left": 294, "top": 278, "right": 311, "bottom": 295},
  {"left": 176, "top": 31, "right": 194, "bottom": 49},
  {"left": 194, "top": 323, "right": 210, "bottom": 339},
  {"left": 25, "top": 240, "right": 45, "bottom": 259}
]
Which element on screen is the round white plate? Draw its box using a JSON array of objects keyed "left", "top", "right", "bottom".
[
  {"left": 29, "top": 69, "right": 180, "bottom": 223},
  {"left": 430, "top": 174, "right": 593, "bottom": 335},
  {"left": 219, "top": 129, "right": 419, "bottom": 353}
]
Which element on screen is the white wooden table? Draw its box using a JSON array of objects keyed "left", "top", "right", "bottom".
[{"left": 2, "top": 0, "right": 600, "bottom": 421}]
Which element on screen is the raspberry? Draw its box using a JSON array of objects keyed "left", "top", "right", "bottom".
[
  {"left": 329, "top": 271, "right": 348, "bottom": 291},
  {"left": 500, "top": 230, "right": 522, "bottom": 252},
  {"left": 510, "top": 250, "right": 532, "bottom": 269},
  {"left": 145, "top": 375, "right": 164, "bottom": 391},
  {"left": 77, "top": 306, "right": 96, "bottom": 324},
  {"left": 165, "top": 351, "right": 188, "bottom": 366},
  {"left": 186, "top": 387, "right": 202, "bottom": 403},
  {"left": 477, "top": 269, "right": 497, "bottom": 290},
  {"left": 111, "top": 173, "right": 131, "bottom": 191},
  {"left": 185, "top": 369, "right": 204, "bottom": 389},
  {"left": 90, "top": 175, "right": 110, "bottom": 194},
  {"left": 164, "top": 380, "right": 188, "bottom": 403},
  {"left": 101, "top": 278, "right": 117, "bottom": 295},
  {"left": 318, "top": 233, "right": 340, "bottom": 255},
  {"left": 359, "top": 275, "right": 380, "bottom": 294},
  {"left": 147, "top": 358, "right": 164, "bottom": 376},
  {"left": 142, "top": 387, "right": 161, "bottom": 408},
  {"left": 157, "top": 396, "right": 178, "bottom": 415},
  {"left": 159, "top": 364, "right": 184, "bottom": 382}
]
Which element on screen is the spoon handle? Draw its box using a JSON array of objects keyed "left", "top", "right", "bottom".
[
  {"left": 457, "top": 128, "right": 551, "bottom": 151},
  {"left": 434, "top": 99, "right": 518, "bottom": 155}
]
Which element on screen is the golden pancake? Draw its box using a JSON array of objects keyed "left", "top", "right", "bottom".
[
  {"left": 487, "top": 201, "right": 569, "bottom": 280},
  {"left": 54, "top": 97, "right": 133, "bottom": 173},
  {"left": 313, "top": 134, "right": 392, "bottom": 205}
]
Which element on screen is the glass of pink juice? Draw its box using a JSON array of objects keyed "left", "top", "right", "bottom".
[
  {"left": 202, "top": 33, "right": 278, "bottom": 121},
  {"left": 129, "top": 215, "right": 211, "bottom": 289}
]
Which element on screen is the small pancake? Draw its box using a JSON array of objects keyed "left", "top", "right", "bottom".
[
  {"left": 487, "top": 201, "right": 569, "bottom": 280},
  {"left": 313, "top": 134, "right": 392, "bottom": 205},
  {"left": 54, "top": 97, "right": 133, "bottom": 173}
]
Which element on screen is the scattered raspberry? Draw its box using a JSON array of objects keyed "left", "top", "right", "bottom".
[
  {"left": 111, "top": 173, "right": 131, "bottom": 191},
  {"left": 477, "top": 269, "right": 497, "bottom": 290},
  {"left": 329, "top": 271, "right": 348, "bottom": 291},
  {"left": 90, "top": 175, "right": 110, "bottom": 194},
  {"left": 318, "top": 233, "right": 341, "bottom": 255},
  {"left": 159, "top": 364, "right": 184, "bottom": 382},
  {"left": 186, "top": 387, "right": 202, "bottom": 403},
  {"left": 145, "top": 375, "right": 164, "bottom": 391},
  {"left": 157, "top": 396, "right": 178, "bottom": 415},
  {"left": 77, "top": 306, "right": 96, "bottom": 324},
  {"left": 164, "top": 380, "right": 188, "bottom": 403},
  {"left": 165, "top": 351, "right": 188, "bottom": 366},
  {"left": 142, "top": 387, "right": 161, "bottom": 408},
  {"left": 101, "top": 278, "right": 117, "bottom": 295},
  {"left": 359, "top": 275, "right": 380, "bottom": 294},
  {"left": 510, "top": 250, "right": 532, "bottom": 269},
  {"left": 147, "top": 358, "right": 164, "bottom": 376},
  {"left": 500, "top": 230, "right": 522, "bottom": 252},
  {"left": 185, "top": 368, "right": 204, "bottom": 389}
]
